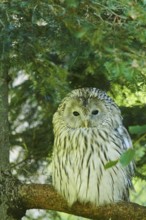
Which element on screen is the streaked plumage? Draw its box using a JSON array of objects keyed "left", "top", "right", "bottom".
[{"left": 52, "top": 88, "right": 134, "bottom": 206}]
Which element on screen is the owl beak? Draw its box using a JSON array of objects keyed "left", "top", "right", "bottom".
[{"left": 84, "top": 120, "right": 89, "bottom": 128}]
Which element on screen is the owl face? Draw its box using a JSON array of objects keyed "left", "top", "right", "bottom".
[
  {"left": 62, "top": 97, "right": 109, "bottom": 129},
  {"left": 54, "top": 88, "right": 121, "bottom": 130}
]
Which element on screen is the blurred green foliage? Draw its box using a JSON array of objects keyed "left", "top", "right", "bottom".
[{"left": 0, "top": 0, "right": 146, "bottom": 219}]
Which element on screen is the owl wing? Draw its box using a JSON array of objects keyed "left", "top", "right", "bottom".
[
  {"left": 115, "top": 125, "right": 135, "bottom": 176},
  {"left": 116, "top": 125, "right": 132, "bottom": 150}
]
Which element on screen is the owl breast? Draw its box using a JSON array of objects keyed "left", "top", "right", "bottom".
[{"left": 52, "top": 125, "right": 130, "bottom": 206}]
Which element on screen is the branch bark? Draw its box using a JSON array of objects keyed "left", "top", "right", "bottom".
[{"left": 19, "top": 183, "right": 146, "bottom": 220}]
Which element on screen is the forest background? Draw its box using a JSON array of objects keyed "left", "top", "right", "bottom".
[{"left": 0, "top": 0, "right": 146, "bottom": 219}]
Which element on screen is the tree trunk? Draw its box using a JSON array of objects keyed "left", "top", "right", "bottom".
[
  {"left": 0, "top": 68, "right": 9, "bottom": 169},
  {"left": 0, "top": 67, "right": 18, "bottom": 220}
]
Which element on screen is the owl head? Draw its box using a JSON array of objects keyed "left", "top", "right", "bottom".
[{"left": 53, "top": 88, "right": 122, "bottom": 130}]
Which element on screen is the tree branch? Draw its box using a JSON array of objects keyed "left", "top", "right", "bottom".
[{"left": 19, "top": 184, "right": 146, "bottom": 220}]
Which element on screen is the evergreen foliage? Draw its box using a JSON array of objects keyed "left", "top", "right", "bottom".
[{"left": 0, "top": 0, "right": 146, "bottom": 219}]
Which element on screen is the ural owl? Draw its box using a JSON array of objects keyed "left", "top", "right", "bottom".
[{"left": 52, "top": 88, "right": 134, "bottom": 206}]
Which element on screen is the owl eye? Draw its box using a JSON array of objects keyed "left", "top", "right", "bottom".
[
  {"left": 92, "top": 110, "right": 99, "bottom": 115},
  {"left": 73, "top": 111, "right": 80, "bottom": 116}
]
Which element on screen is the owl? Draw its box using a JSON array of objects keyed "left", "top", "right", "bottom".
[{"left": 52, "top": 88, "right": 134, "bottom": 206}]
